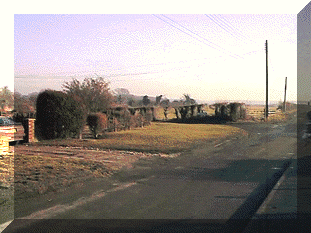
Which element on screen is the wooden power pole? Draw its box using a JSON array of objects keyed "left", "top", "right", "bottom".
[
  {"left": 265, "top": 40, "right": 269, "bottom": 120},
  {"left": 283, "top": 77, "right": 287, "bottom": 112}
]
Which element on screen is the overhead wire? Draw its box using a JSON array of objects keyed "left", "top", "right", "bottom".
[
  {"left": 160, "top": 14, "right": 244, "bottom": 59},
  {"left": 209, "top": 14, "right": 255, "bottom": 43},
  {"left": 205, "top": 14, "right": 262, "bottom": 61},
  {"left": 152, "top": 14, "right": 243, "bottom": 59},
  {"left": 218, "top": 15, "right": 258, "bottom": 44},
  {"left": 205, "top": 14, "right": 242, "bottom": 41}
]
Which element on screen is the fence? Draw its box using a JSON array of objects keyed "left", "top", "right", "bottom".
[{"left": 247, "top": 110, "right": 277, "bottom": 116}]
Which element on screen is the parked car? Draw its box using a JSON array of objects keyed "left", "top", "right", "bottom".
[{"left": 0, "top": 116, "right": 25, "bottom": 142}]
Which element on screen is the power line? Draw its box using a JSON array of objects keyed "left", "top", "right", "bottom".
[
  {"left": 219, "top": 15, "right": 257, "bottom": 44},
  {"left": 205, "top": 14, "right": 242, "bottom": 41},
  {"left": 152, "top": 14, "right": 220, "bottom": 51},
  {"left": 153, "top": 14, "right": 243, "bottom": 59},
  {"left": 211, "top": 15, "right": 255, "bottom": 43},
  {"left": 160, "top": 14, "right": 242, "bottom": 58}
]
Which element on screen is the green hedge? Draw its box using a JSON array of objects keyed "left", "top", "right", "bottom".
[{"left": 36, "top": 90, "right": 84, "bottom": 140}]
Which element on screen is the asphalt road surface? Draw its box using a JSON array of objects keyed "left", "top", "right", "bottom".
[{"left": 4, "top": 114, "right": 297, "bottom": 232}]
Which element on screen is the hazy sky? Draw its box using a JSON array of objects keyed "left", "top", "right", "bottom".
[{"left": 5, "top": 1, "right": 310, "bottom": 102}]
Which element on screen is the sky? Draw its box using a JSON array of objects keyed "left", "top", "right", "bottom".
[{"left": 3, "top": 1, "right": 310, "bottom": 103}]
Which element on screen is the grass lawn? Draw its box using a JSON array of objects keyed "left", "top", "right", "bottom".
[{"left": 36, "top": 122, "right": 247, "bottom": 154}]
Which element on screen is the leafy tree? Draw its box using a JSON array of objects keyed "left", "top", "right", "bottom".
[{"left": 62, "top": 77, "right": 114, "bottom": 114}]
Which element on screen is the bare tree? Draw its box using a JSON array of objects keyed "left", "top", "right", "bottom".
[
  {"left": 114, "top": 88, "right": 130, "bottom": 96},
  {"left": 63, "top": 77, "right": 114, "bottom": 114},
  {"left": 0, "top": 86, "right": 14, "bottom": 111},
  {"left": 160, "top": 99, "right": 170, "bottom": 107},
  {"left": 13, "top": 92, "right": 35, "bottom": 114},
  {"left": 183, "top": 94, "right": 196, "bottom": 105},
  {"left": 127, "top": 98, "right": 135, "bottom": 107},
  {"left": 155, "top": 95, "right": 163, "bottom": 105}
]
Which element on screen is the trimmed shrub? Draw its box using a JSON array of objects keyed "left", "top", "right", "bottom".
[
  {"left": 145, "top": 109, "right": 153, "bottom": 125},
  {"left": 36, "top": 90, "right": 84, "bottom": 140},
  {"left": 133, "top": 112, "right": 144, "bottom": 128},
  {"left": 129, "top": 115, "right": 137, "bottom": 128},
  {"left": 87, "top": 113, "right": 108, "bottom": 138},
  {"left": 240, "top": 105, "right": 247, "bottom": 119},
  {"left": 121, "top": 109, "right": 131, "bottom": 130},
  {"left": 113, "top": 117, "right": 122, "bottom": 131}
]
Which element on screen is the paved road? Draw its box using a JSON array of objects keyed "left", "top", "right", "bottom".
[
  {"left": 242, "top": 107, "right": 310, "bottom": 232},
  {"left": 4, "top": 114, "right": 297, "bottom": 232}
]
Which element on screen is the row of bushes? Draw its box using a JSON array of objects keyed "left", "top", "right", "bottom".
[
  {"left": 87, "top": 110, "right": 152, "bottom": 139},
  {"left": 35, "top": 90, "right": 153, "bottom": 140}
]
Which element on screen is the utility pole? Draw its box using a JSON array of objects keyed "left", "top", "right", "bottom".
[
  {"left": 283, "top": 77, "right": 287, "bottom": 112},
  {"left": 265, "top": 40, "right": 269, "bottom": 120}
]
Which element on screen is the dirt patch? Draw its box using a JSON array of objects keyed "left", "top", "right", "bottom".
[{"left": 13, "top": 145, "right": 180, "bottom": 199}]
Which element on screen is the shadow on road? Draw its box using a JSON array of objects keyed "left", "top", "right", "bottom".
[{"left": 113, "top": 158, "right": 290, "bottom": 184}]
